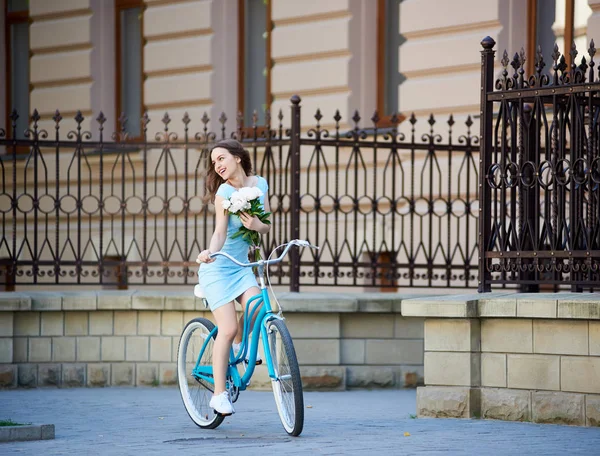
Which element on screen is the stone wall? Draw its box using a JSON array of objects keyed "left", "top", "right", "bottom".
[
  {"left": 406, "top": 293, "right": 600, "bottom": 427},
  {"left": 0, "top": 291, "right": 426, "bottom": 390}
]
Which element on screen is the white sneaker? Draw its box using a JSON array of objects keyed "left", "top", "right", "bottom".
[
  {"left": 209, "top": 391, "right": 235, "bottom": 416},
  {"left": 233, "top": 342, "right": 262, "bottom": 365}
]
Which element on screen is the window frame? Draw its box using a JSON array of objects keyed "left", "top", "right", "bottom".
[
  {"left": 115, "top": 0, "right": 145, "bottom": 139},
  {"left": 527, "top": 0, "right": 575, "bottom": 76},
  {"left": 376, "top": 0, "right": 404, "bottom": 128},
  {"left": 237, "top": 0, "right": 272, "bottom": 134},
  {"left": 4, "top": 1, "right": 30, "bottom": 140}
]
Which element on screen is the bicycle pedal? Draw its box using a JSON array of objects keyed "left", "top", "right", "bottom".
[{"left": 214, "top": 409, "right": 233, "bottom": 417}]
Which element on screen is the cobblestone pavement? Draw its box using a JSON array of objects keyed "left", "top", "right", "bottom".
[{"left": 1, "top": 387, "right": 600, "bottom": 455}]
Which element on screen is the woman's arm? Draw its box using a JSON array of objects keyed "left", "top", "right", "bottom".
[{"left": 197, "top": 195, "right": 228, "bottom": 263}]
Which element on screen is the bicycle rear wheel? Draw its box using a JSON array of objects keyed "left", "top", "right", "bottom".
[
  {"left": 267, "top": 319, "right": 304, "bottom": 436},
  {"left": 177, "top": 317, "right": 224, "bottom": 429}
]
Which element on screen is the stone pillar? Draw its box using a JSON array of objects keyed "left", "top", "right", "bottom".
[{"left": 417, "top": 318, "right": 481, "bottom": 418}]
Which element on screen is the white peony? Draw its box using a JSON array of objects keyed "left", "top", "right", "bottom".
[
  {"left": 239, "top": 186, "right": 263, "bottom": 201},
  {"left": 221, "top": 199, "right": 231, "bottom": 210}
]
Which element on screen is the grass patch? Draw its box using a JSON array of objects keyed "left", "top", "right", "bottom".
[{"left": 0, "top": 419, "right": 31, "bottom": 427}]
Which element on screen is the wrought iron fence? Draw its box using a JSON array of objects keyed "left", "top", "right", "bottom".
[
  {"left": 0, "top": 97, "right": 479, "bottom": 290},
  {"left": 479, "top": 36, "right": 600, "bottom": 291}
]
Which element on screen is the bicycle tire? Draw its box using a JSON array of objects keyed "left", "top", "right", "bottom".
[
  {"left": 177, "top": 317, "right": 225, "bottom": 429},
  {"left": 267, "top": 319, "right": 304, "bottom": 436}
]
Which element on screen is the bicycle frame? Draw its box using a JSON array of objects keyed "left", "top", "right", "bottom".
[{"left": 191, "top": 286, "right": 282, "bottom": 390}]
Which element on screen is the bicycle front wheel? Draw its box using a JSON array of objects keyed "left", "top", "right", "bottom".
[
  {"left": 267, "top": 319, "right": 304, "bottom": 436},
  {"left": 177, "top": 317, "right": 224, "bottom": 429}
]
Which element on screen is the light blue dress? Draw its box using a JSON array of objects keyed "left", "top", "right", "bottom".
[{"left": 197, "top": 176, "right": 269, "bottom": 311}]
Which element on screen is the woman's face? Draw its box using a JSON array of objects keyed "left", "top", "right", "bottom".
[{"left": 211, "top": 147, "right": 240, "bottom": 180}]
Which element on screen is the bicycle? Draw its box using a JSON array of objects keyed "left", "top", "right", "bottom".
[{"left": 177, "top": 239, "right": 319, "bottom": 437}]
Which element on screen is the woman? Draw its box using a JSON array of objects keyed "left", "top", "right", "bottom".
[{"left": 196, "top": 139, "right": 270, "bottom": 416}]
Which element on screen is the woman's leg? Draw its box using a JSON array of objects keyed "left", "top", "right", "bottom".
[
  {"left": 211, "top": 301, "right": 238, "bottom": 395},
  {"left": 233, "top": 286, "right": 261, "bottom": 344}
]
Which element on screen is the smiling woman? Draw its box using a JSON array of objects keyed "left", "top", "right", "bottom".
[{"left": 195, "top": 138, "right": 271, "bottom": 416}]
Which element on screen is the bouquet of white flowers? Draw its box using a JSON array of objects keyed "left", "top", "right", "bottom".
[{"left": 221, "top": 186, "right": 271, "bottom": 260}]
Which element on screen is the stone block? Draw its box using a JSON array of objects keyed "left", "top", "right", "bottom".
[
  {"left": 64, "top": 312, "right": 88, "bottom": 336},
  {"left": 394, "top": 316, "right": 424, "bottom": 338},
  {"left": 0, "top": 364, "right": 17, "bottom": 388},
  {"left": 132, "top": 291, "right": 165, "bottom": 310},
  {"left": 400, "top": 365, "right": 425, "bottom": 387},
  {"left": 481, "top": 319, "right": 532, "bottom": 353},
  {"left": 558, "top": 295, "right": 600, "bottom": 319},
  {"left": 62, "top": 291, "right": 97, "bottom": 311},
  {"left": 561, "top": 357, "right": 600, "bottom": 394},
  {"left": 300, "top": 365, "right": 345, "bottom": 390},
  {"left": 401, "top": 294, "right": 479, "bottom": 318},
  {"left": 52, "top": 337, "right": 76, "bottom": 362},
  {"left": 41, "top": 312, "right": 63, "bottom": 336},
  {"left": 97, "top": 291, "right": 134, "bottom": 310},
  {"left": 277, "top": 292, "right": 357, "bottom": 312},
  {"left": 478, "top": 294, "right": 517, "bottom": 317},
  {"left": 38, "top": 363, "right": 61, "bottom": 387},
  {"left": 14, "top": 312, "right": 40, "bottom": 336},
  {"left": 41, "top": 424, "right": 55, "bottom": 440},
  {"left": 417, "top": 386, "right": 480, "bottom": 418},
  {"left": 162, "top": 311, "right": 184, "bottom": 336},
  {"left": 0, "top": 292, "right": 31, "bottom": 310},
  {"left": 481, "top": 388, "right": 530, "bottom": 421},
  {"left": 101, "top": 336, "right": 125, "bottom": 361},
  {"left": 424, "top": 352, "right": 480, "bottom": 387},
  {"left": 366, "top": 339, "right": 423, "bottom": 365},
  {"left": 0, "top": 338, "right": 12, "bottom": 363},
  {"left": 533, "top": 320, "right": 588, "bottom": 355},
  {"left": 112, "top": 363, "right": 135, "bottom": 386},
  {"left": 0, "top": 312, "right": 13, "bottom": 336},
  {"left": 62, "top": 364, "right": 85, "bottom": 387},
  {"left": 77, "top": 336, "right": 100, "bottom": 361},
  {"left": 340, "top": 339, "right": 365, "bottom": 364},
  {"left": 114, "top": 311, "right": 137, "bottom": 335},
  {"left": 481, "top": 353, "right": 506, "bottom": 388},
  {"left": 294, "top": 339, "right": 339, "bottom": 364},
  {"left": 507, "top": 354, "right": 560, "bottom": 390},
  {"left": 346, "top": 365, "right": 397, "bottom": 388},
  {"left": 138, "top": 311, "right": 160, "bottom": 335},
  {"left": 532, "top": 391, "right": 585, "bottom": 426},
  {"left": 87, "top": 363, "right": 110, "bottom": 387},
  {"left": 586, "top": 394, "right": 600, "bottom": 427},
  {"left": 517, "top": 294, "right": 558, "bottom": 318},
  {"left": 356, "top": 294, "right": 395, "bottom": 312},
  {"left": 195, "top": 297, "right": 209, "bottom": 311},
  {"left": 341, "top": 314, "right": 394, "bottom": 338},
  {"left": 150, "top": 337, "right": 172, "bottom": 362},
  {"left": 89, "top": 311, "right": 114, "bottom": 336},
  {"left": 424, "top": 319, "right": 480, "bottom": 352},
  {"left": 172, "top": 336, "right": 180, "bottom": 362},
  {"left": 29, "top": 337, "right": 52, "bottom": 362},
  {"left": 591, "top": 322, "right": 600, "bottom": 356},
  {"left": 285, "top": 313, "right": 340, "bottom": 338},
  {"left": 159, "top": 363, "right": 177, "bottom": 385},
  {"left": 126, "top": 336, "right": 149, "bottom": 361},
  {"left": 183, "top": 311, "right": 207, "bottom": 325},
  {"left": 165, "top": 292, "right": 195, "bottom": 311},
  {"left": 136, "top": 363, "right": 158, "bottom": 386},
  {"left": 29, "top": 292, "right": 62, "bottom": 311},
  {"left": 18, "top": 364, "right": 38, "bottom": 387},
  {"left": 13, "top": 337, "right": 28, "bottom": 363}
]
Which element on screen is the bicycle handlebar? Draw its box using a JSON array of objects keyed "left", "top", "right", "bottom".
[{"left": 203, "top": 239, "right": 319, "bottom": 268}]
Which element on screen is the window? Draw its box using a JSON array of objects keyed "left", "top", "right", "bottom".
[
  {"left": 527, "top": 0, "right": 592, "bottom": 75},
  {"left": 115, "top": 0, "right": 143, "bottom": 137},
  {"left": 377, "top": 0, "right": 404, "bottom": 125},
  {"left": 238, "top": 0, "right": 272, "bottom": 128},
  {"left": 5, "top": 0, "right": 30, "bottom": 139}
]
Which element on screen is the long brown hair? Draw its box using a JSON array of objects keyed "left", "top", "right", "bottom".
[{"left": 204, "top": 139, "right": 253, "bottom": 202}]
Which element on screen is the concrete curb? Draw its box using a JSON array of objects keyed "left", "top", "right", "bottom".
[{"left": 0, "top": 424, "right": 55, "bottom": 442}]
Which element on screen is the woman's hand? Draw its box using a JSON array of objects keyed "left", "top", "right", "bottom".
[
  {"left": 196, "top": 249, "right": 215, "bottom": 264},
  {"left": 239, "top": 212, "right": 265, "bottom": 232}
]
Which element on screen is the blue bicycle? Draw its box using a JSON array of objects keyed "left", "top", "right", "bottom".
[{"left": 177, "top": 239, "right": 318, "bottom": 436}]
